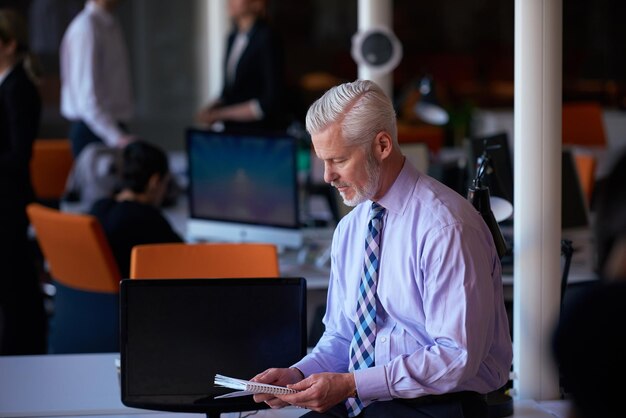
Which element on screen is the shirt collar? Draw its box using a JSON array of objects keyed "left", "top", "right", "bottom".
[
  {"left": 375, "top": 158, "right": 420, "bottom": 216},
  {"left": 0, "top": 64, "right": 15, "bottom": 87}
]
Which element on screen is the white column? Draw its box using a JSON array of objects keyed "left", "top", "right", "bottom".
[
  {"left": 196, "top": 0, "right": 229, "bottom": 108},
  {"left": 513, "top": 0, "right": 562, "bottom": 400},
  {"left": 357, "top": 0, "right": 393, "bottom": 97}
]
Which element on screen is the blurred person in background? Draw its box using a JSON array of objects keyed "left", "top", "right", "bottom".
[
  {"left": 60, "top": 0, "right": 135, "bottom": 158},
  {"left": 552, "top": 149, "right": 626, "bottom": 418},
  {"left": 196, "top": 0, "right": 287, "bottom": 132},
  {"left": 89, "top": 140, "right": 182, "bottom": 278},
  {"left": 0, "top": 8, "right": 47, "bottom": 354}
]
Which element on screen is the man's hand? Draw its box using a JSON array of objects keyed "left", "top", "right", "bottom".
[
  {"left": 277, "top": 372, "right": 356, "bottom": 413},
  {"left": 196, "top": 107, "right": 220, "bottom": 125},
  {"left": 251, "top": 367, "right": 304, "bottom": 408}
]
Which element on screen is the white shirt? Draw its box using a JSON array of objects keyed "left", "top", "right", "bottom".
[
  {"left": 60, "top": 0, "right": 133, "bottom": 146},
  {"left": 225, "top": 31, "right": 248, "bottom": 87},
  {"left": 0, "top": 65, "right": 12, "bottom": 86}
]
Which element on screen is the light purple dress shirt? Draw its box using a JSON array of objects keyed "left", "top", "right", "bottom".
[{"left": 293, "top": 160, "right": 513, "bottom": 406}]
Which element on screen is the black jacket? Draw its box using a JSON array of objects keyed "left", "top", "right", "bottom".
[
  {"left": 0, "top": 62, "right": 41, "bottom": 221},
  {"left": 220, "top": 18, "right": 286, "bottom": 131}
]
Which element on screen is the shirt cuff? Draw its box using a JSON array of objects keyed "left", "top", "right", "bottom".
[
  {"left": 249, "top": 99, "right": 264, "bottom": 120},
  {"left": 291, "top": 356, "right": 323, "bottom": 378},
  {"left": 354, "top": 366, "right": 392, "bottom": 402}
]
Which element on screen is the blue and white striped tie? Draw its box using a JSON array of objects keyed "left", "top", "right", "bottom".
[{"left": 345, "top": 202, "right": 385, "bottom": 417}]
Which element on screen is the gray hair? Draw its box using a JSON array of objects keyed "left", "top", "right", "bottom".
[{"left": 305, "top": 79, "right": 397, "bottom": 148}]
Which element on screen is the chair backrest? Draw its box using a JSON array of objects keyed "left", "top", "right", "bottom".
[
  {"left": 562, "top": 102, "right": 607, "bottom": 147},
  {"left": 130, "top": 242, "right": 280, "bottom": 279},
  {"left": 26, "top": 203, "right": 120, "bottom": 293},
  {"left": 573, "top": 153, "right": 597, "bottom": 205},
  {"left": 30, "top": 139, "right": 74, "bottom": 200}
]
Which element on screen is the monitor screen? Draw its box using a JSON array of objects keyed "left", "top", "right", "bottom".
[
  {"left": 120, "top": 277, "right": 307, "bottom": 416},
  {"left": 186, "top": 128, "right": 303, "bottom": 248}
]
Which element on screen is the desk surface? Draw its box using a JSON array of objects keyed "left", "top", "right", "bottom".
[
  {"left": 0, "top": 353, "right": 141, "bottom": 417},
  {"left": 0, "top": 353, "right": 570, "bottom": 418},
  {"left": 0, "top": 352, "right": 303, "bottom": 418}
]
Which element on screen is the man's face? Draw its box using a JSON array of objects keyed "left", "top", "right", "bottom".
[
  {"left": 228, "top": 0, "right": 263, "bottom": 18},
  {"left": 312, "top": 124, "right": 381, "bottom": 207}
]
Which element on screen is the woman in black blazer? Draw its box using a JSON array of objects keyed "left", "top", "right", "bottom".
[
  {"left": 0, "top": 8, "right": 47, "bottom": 354},
  {"left": 196, "top": 0, "right": 286, "bottom": 132}
]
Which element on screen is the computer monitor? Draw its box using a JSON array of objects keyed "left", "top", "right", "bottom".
[
  {"left": 120, "top": 277, "right": 307, "bottom": 417},
  {"left": 465, "top": 132, "right": 514, "bottom": 206},
  {"left": 186, "top": 128, "right": 303, "bottom": 249}
]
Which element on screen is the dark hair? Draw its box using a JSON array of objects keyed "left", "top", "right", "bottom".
[
  {"left": 593, "top": 149, "right": 626, "bottom": 277},
  {"left": 120, "top": 140, "right": 169, "bottom": 194}
]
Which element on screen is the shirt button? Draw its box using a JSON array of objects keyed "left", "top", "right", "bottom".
[{"left": 380, "top": 337, "right": 387, "bottom": 343}]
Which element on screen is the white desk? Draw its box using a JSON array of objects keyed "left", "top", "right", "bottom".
[
  {"left": 0, "top": 353, "right": 570, "bottom": 418},
  {"left": 0, "top": 353, "right": 149, "bottom": 417},
  {"left": 0, "top": 353, "right": 305, "bottom": 418}
]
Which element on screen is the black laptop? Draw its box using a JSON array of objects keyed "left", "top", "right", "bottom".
[{"left": 119, "top": 278, "right": 307, "bottom": 416}]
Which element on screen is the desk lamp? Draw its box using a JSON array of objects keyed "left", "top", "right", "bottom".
[
  {"left": 467, "top": 151, "right": 509, "bottom": 259},
  {"left": 413, "top": 75, "right": 449, "bottom": 126}
]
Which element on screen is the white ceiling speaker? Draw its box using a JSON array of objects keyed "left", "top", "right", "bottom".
[{"left": 351, "top": 26, "right": 403, "bottom": 75}]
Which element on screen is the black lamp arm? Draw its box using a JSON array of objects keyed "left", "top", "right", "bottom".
[{"left": 467, "top": 151, "right": 508, "bottom": 259}]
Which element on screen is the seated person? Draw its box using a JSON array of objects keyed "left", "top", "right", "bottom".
[
  {"left": 552, "top": 281, "right": 626, "bottom": 418},
  {"left": 552, "top": 149, "right": 626, "bottom": 418},
  {"left": 89, "top": 140, "right": 182, "bottom": 277},
  {"left": 591, "top": 149, "right": 626, "bottom": 282}
]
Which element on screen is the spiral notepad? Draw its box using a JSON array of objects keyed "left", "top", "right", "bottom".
[{"left": 214, "top": 374, "right": 298, "bottom": 398}]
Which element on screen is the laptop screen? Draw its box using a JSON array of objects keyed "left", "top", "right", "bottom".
[{"left": 120, "top": 278, "right": 307, "bottom": 415}]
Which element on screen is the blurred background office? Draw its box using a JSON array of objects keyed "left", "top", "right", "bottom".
[
  {"left": 1, "top": 0, "right": 626, "bottom": 358},
  {"left": 0, "top": 0, "right": 620, "bottom": 154}
]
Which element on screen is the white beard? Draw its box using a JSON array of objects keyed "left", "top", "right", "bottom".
[{"left": 339, "top": 152, "right": 381, "bottom": 207}]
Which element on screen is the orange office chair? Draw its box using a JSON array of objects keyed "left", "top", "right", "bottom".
[
  {"left": 562, "top": 102, "right": 607, "bottom": 148},
  {"left": 573, "top": 153, "right": 597, "bottom": 205},
  {"left": 30, "top": 139, "right": 74, "bottom": 205},
  {"left": 129, "top": 242, "right": 280, "bottom": 279},
  {"left": 26, "top": 203, "right": 121, "bottom": 353}
]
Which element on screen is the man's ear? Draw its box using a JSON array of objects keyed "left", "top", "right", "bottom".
[{"left": 373, "top": 131, "right": 393, "bottom": 160}]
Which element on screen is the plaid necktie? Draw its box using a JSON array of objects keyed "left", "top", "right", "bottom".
[{"left": 345, "top": 202, "right": 385, "bottom": 417}]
